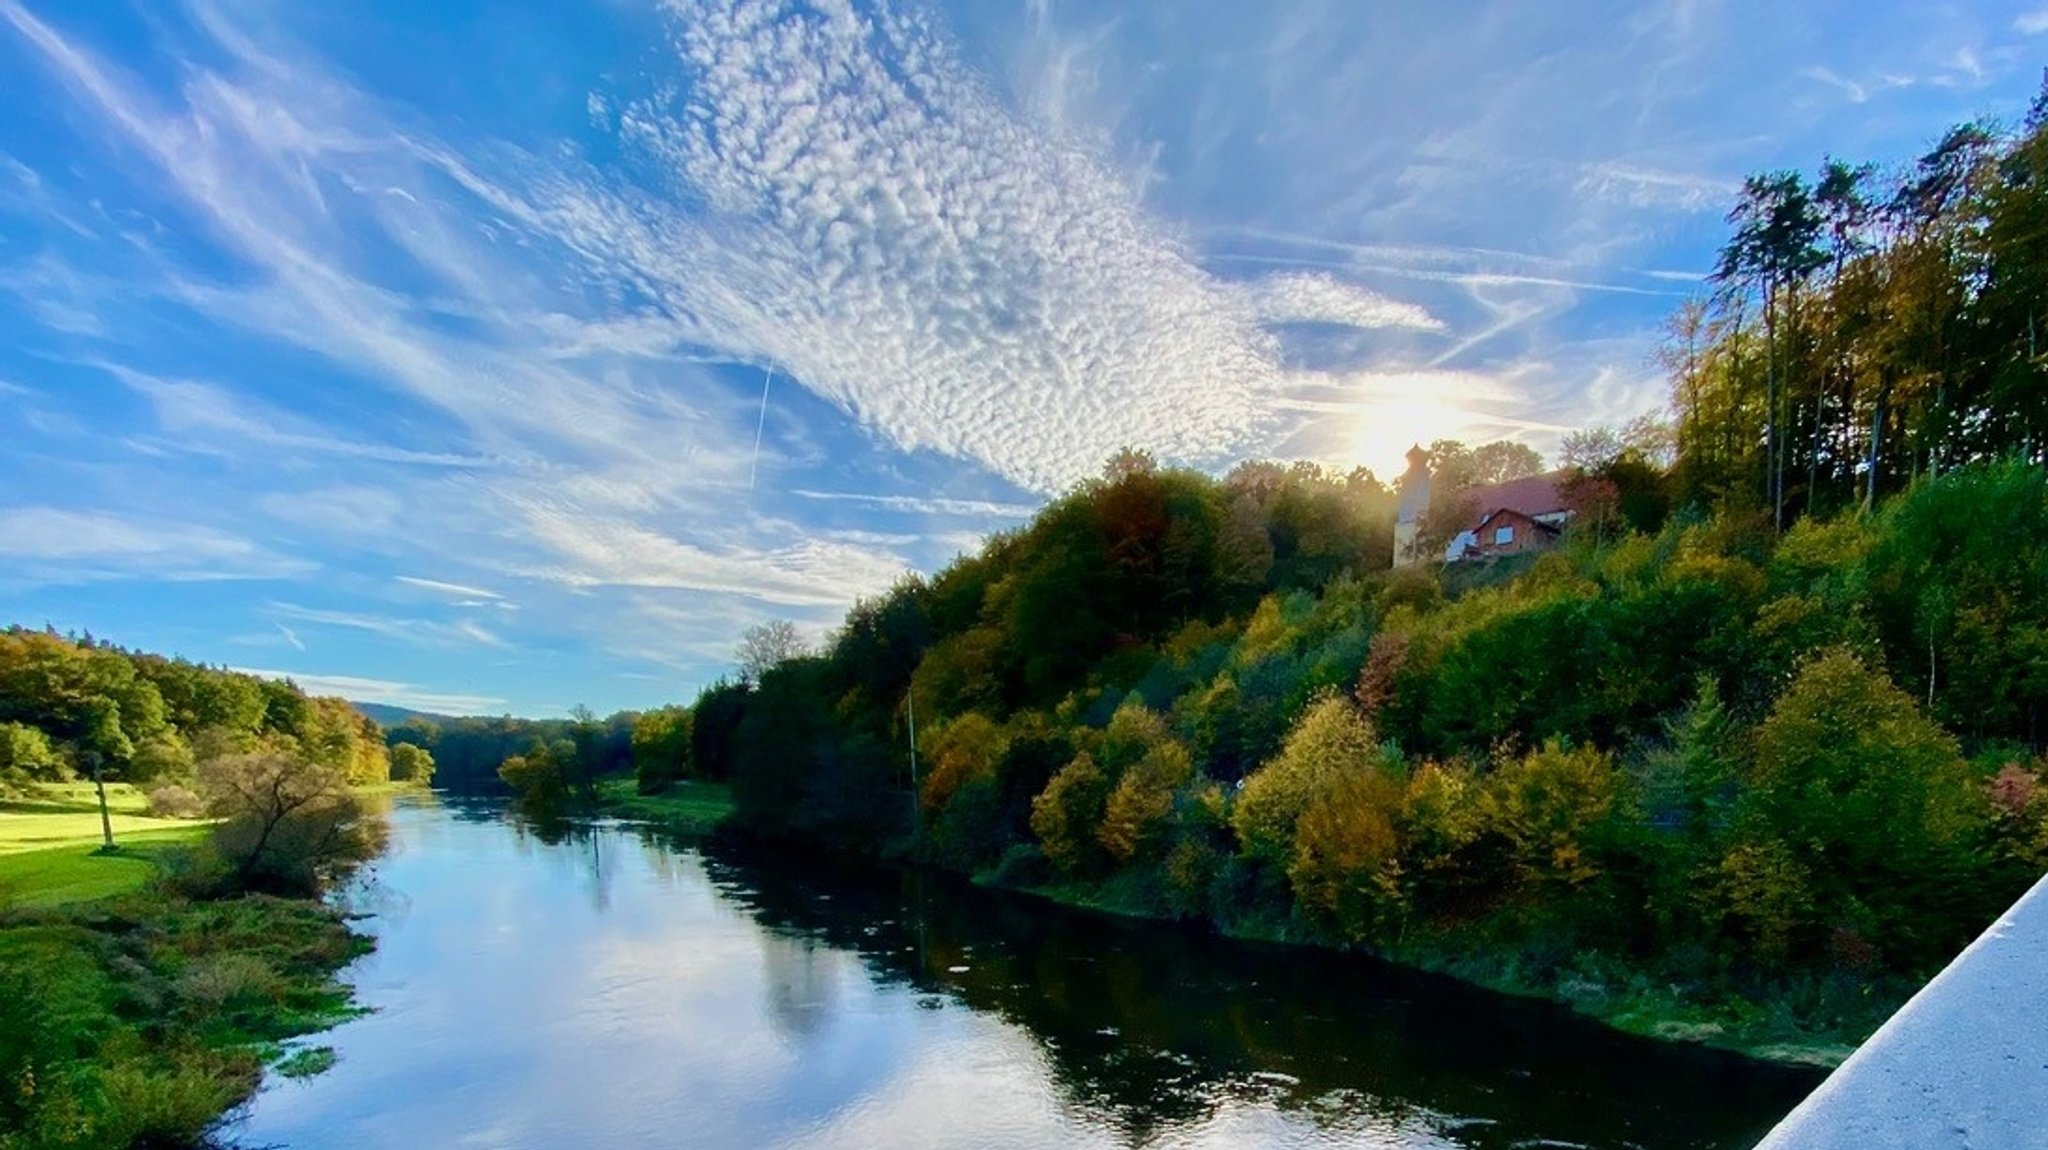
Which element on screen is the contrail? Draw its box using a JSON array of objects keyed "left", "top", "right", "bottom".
[{"left": 749, "top": 364, "right": 774, "bottom": 490}]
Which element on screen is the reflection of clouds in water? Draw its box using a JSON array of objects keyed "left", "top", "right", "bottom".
[
  {"left": 759, "top": 931, "right": 844, "bottom": 1041},
  {"left": 236, "top": 804, "right": 1812, "bottom": 1150}
]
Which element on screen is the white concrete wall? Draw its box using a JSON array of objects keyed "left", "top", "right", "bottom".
[{"left": 1753, "top": 871, "right": 2048, "bottom": 1149}]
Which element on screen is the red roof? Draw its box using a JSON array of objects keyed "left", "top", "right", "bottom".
[{"left": 1464, "top": 471, "right": 1568, "bottom": 521}]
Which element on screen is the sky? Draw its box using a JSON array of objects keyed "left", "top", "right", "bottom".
[{"left": 1, "top": 0, "right": 2043, "bottom": 718}]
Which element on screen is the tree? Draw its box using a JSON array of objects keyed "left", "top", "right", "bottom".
[
  {"left": 1288, "top": 766, "right": 1406, "bottom": 940},
  {"left": 1030, "top": 752, "right": 1111, "bottom": 876},
  {"left": 196, "top": 752, "right": 384, "bottom": 896},
  {"left": 1715, "top": 170, "right": 1825, "bottom": 529},
  {"left": 1745, "top": 649, "right": 1988, "bottom": 966},
  {"left": 1560, "top": 426, "right": 1626, "bottom": 472},
  {"left": 736, "top": 621, "right": 808, "bottom": 685},
  {"left": 1232, "top": 694, "right": 1385, "bottom": 870},
  {"left": 1470, "top": 440, "right": 1544, "bottom": 485},
  {"left": 389, "top": 742, "right": 435, "bottom": 784},
  {"left": 499, "top": 738, "right": 577, "bottom": 819},
  {"left": 631, "top": 706, "right": 693, "bottom": 794},
  {"left": 0, "top": 721, "right": 63, "bottom": 788}
]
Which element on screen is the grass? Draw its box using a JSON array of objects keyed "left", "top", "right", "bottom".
[
  {"left": 1, "top": 780, "right": 382, "bottom": 1146},
  {"left": 0, "top": 782, "right": 211, "bottom": 908},
  {"left": 0, "top": 893, "right": 370, "bottom": 1149},
  {"left": 0, "top": 781, "right": 208, "bottom": 851},
  {"left": 596, "top": 776, "right": 735, "bottom": 833}
]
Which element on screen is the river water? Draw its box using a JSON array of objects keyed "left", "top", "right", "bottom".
[{"left": 233, "top": 795, "right": 1820, "bottom": 1149}]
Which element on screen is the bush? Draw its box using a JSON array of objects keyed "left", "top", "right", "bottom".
[
  {"left": 1233, "top": 694, "right": 1385, "bottom": 869},
  {"left": 174, "top": 952, "right": 283, "bottom": 1013},
  {"left": 147, "top": 782, "right": 205, "bottom": 820}
]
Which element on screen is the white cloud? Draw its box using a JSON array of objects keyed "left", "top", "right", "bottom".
[
  {"left": 2021, "top": 9, "right": 2048, "bottom": 35},
  {"left": 257, "top": 486, "right": 405, "bottom": 537},
  {"left": 233, "top": 667, "right": 505, "bottom": 715},
  {"left": 395, "top": 575, "right": 506, "bottom": 601},
  {"left": 522, "top": 0, "right": 1304, "bottom": 491},
  {"left": 517, "top": 504, "right": 908, "bottom": 608},
  {"left": 1574, "top": 162, "right": 1734, "bottom": 213},
  {"left": 0, "top": 507, "right": 311, "bottom": 582},
  {"left": 267, "top": 601, "right": 510, "bottom": 649},
  {"left": 787, "top": 489, "right": 1037, "bottom": 518},
  {"left": 110, "top": 369, "right": 491, "bottom": 469},
  {"left": 1244, "top": 271, "right": 1443, "bottom": 332}
]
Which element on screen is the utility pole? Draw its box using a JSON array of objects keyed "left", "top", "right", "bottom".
[
  {"left": 86, "top": 751, "right": 115, "bottom": 853},
  {"left": 906, "top": 688, "right": 920, "bottom": 839}
]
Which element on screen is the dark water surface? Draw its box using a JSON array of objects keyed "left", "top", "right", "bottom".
[{"left": 235, "top": 796, "right": 1820, "bottom": 1149}]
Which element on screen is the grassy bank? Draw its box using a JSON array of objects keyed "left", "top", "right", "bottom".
[
  {"left": 595, "top": 778, "right": 735, "bottom": 834},
  {"left": 994, "top": 874, "right": 1882, "bottom": 1067},
  {"left": 0, "top": 783, "right": 379, "bottom": 1149},
  {"left": 0, "top": 894, "right": 368, "bottom": 1149}
]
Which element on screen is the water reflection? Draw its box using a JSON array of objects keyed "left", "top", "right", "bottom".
[{"left": 237, "top": 798, "right": 1816, "bottom": 1150}]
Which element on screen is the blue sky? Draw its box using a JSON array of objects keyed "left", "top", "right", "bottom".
[{"left": 1, "top": 0, "right": 2043, "bottom": 718}]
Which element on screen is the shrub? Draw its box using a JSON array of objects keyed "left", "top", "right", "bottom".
[
  {"left": 1480, "top": 740, "right": 1623, "bottom": 891},
  {"left": 147, "top": 782, "right": 205, "bottom": 820},
  {"left": 1233, "top": 694, "right": 1384, "bottom": 869},
  {"left": 174, "top": 952, "right": 283, "bottom": 1013}
]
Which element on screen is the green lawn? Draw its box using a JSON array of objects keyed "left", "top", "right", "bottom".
[{"left": 0, "top": 782, "right": 209, "bottom": 907}]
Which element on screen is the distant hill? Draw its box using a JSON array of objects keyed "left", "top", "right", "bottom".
[{"left": 352, "top": 702, "right": 461, "bottom": 728}]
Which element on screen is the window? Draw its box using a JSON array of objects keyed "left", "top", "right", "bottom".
[{"left": 1494, "top": 525, "right": 1515, "bottom": 545}]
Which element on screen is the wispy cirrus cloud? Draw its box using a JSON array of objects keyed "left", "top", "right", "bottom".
[
  {"left": 1245, "top": 271, "right": 1444, "bottom": 332},
  {"left": 0, "top": 506, "right": 311, "bottom": 583},
  {"left": 394, "top": 575, "right": 507, "bottom": 602},
  {"left": 266, "top": 601, "right": 509, "bottom": 650},
  {"left": 232, "top": 667, "right": 505, "bottom": 716}
]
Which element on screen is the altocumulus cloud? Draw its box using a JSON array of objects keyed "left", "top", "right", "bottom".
[{"left": 543, "top": 0, "right": 1316, "bottom": 492}]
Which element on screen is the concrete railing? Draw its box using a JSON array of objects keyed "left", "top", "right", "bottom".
[{"left": 1753, "top": 871, "right": 2048, "bottom": 1149}]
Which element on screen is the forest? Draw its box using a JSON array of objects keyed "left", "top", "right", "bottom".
[
  {"left": 589, "top": 83, "right": 2048, "bottom": 1055},
  {"left": 0, "top": 628, "right": 426, "bottom": 800}
]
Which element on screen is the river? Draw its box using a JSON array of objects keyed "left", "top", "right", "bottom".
[{"left": 232, "top": 795, "right": 1820, "bottom": 1149}]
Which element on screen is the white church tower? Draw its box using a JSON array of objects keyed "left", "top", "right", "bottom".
[{"left": 1393, "top": 444, "right": 1431, "bottom": 567}]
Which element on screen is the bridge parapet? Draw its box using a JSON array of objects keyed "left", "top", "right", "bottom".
[{"left": 1754, "top": 871, "right": 2048, "bottom": 1149}]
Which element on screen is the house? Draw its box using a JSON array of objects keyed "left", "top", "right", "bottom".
[
  {"left": 1393, "top": 444, "right": 1575, "bottom": 567},
  {"left": 1444, "top": 472, "right": 1572, "bottom": 562}
]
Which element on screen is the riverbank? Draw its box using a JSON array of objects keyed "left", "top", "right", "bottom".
[
  {"left": 996, "top": 873, "right": 1884, "bottom": 1068},
  {"left": 0, "top": 783, "right": 394, "bottom": 1149},
  {"left": 581, "top": 770, "right": 1880, "bottom": 1068},
  {"left": 594, "top": 777, "right": 735, "bottom": 834}
]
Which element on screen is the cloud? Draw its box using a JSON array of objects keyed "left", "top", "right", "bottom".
[
  {"left": 526, "top": 0, "right": 1304, "bottom": 491},
  {"left": 395, "top": 575, "right": 507, "bottom": 601},
  {"left": 232, "top": 667, "right": 505, "bottom": 715},
  {"left": 267, "top": 601, "right": 510, "bottom": 649},
  {"left": 108, "top": 368, "right": 492, "bottom": 469},
  {"left": 517, "top": 504, "right": 909, "bottom": 608},
  {"left": 1574, "top": 162, "right": 1734, "bottom": 213},
  {"left": 0, "top": 507, "right": 311, "bottom": 582},
  {"left": 1243, "top": 271, "right": 1443, "bottom": 332},
  {"left": 257, "top": 486, "right": 406, "bottom": 537},
  {"left": 276, "top": 623, "right": 305, "bottom": 651},
  {"left": 2021, "top": 9, "right": 2048, "bottom": 35},
  {"left": 787, "top": 489, "right": 1037, "bottom": 518}
]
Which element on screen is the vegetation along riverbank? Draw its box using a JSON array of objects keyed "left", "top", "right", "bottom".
[
  {"left": 496, "top": 89, "right": 2048, "bottom": 1068},
  {"left": 0, "top": 633, "right": 426, "bottom": 1149}
]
